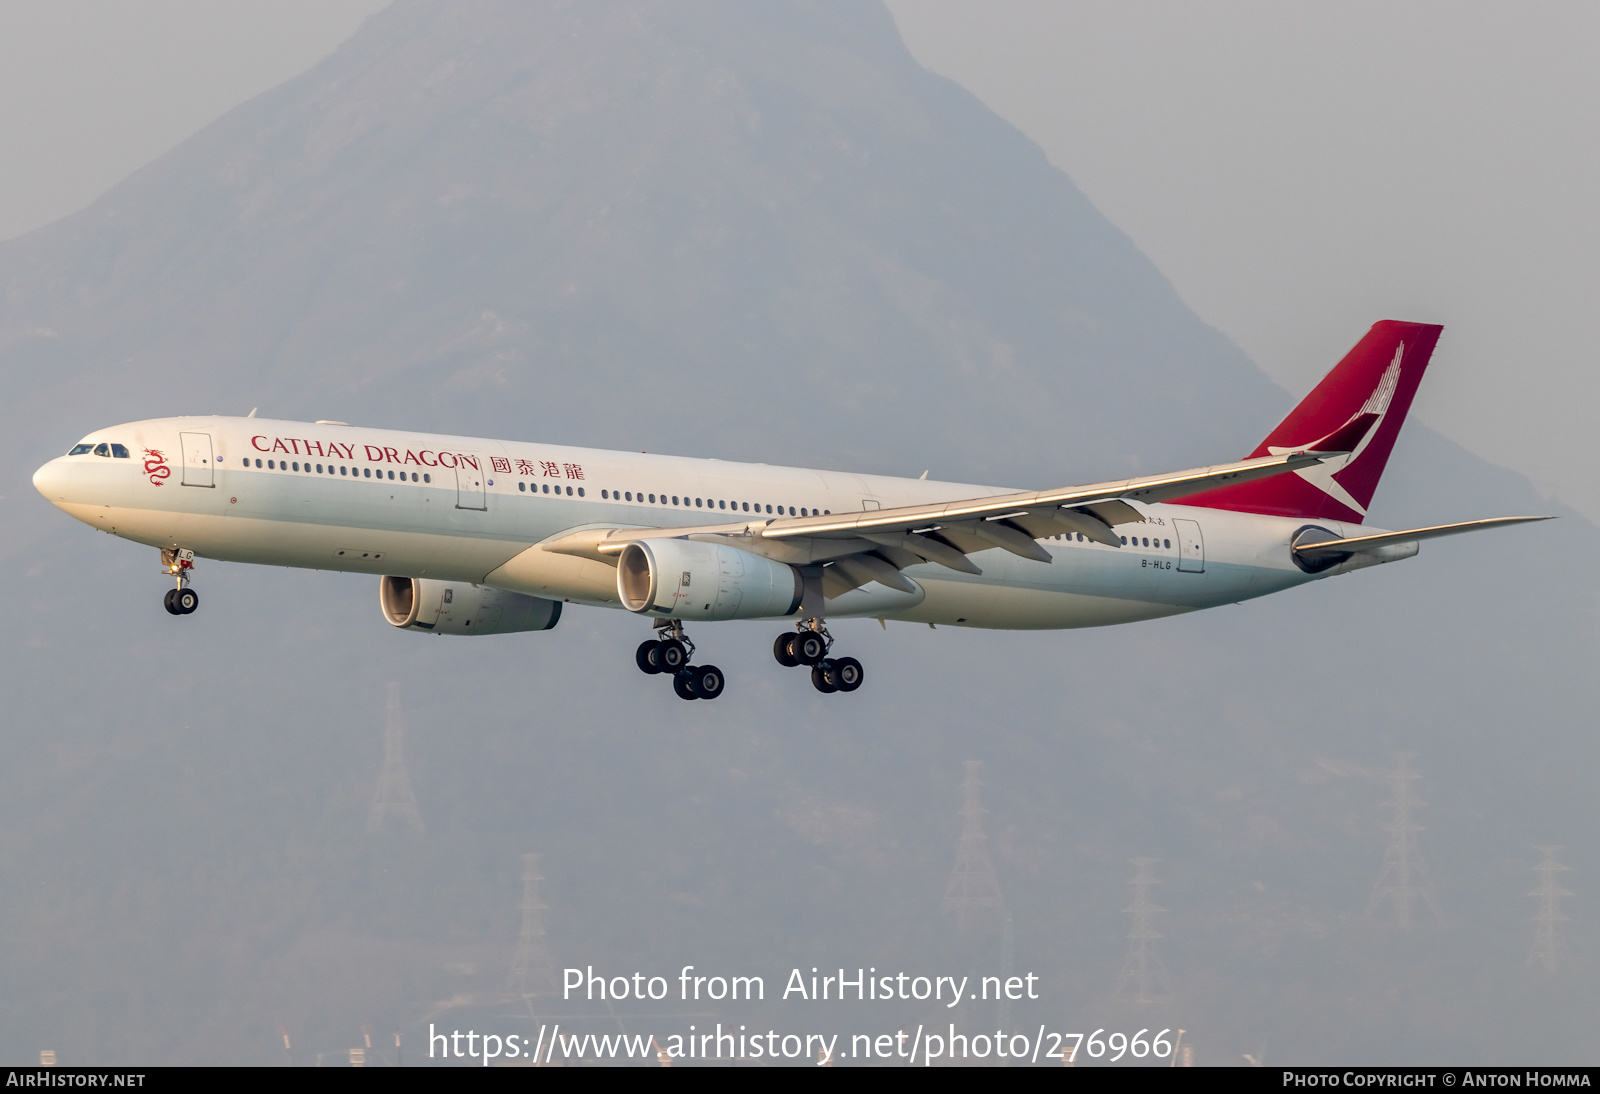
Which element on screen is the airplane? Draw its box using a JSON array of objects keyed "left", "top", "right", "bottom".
[{"left": 33, "top": 320, "right": 1543, "bottom": 701}]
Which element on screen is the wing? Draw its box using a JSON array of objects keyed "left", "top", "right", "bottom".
[
  {"left": 543, "top": 446, "right": 1355, "bottom": 599},
  {"left": 1291, "top": 516, "right": 1552, "bottom": 560}
]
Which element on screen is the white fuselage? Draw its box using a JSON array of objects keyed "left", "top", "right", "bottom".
[{"left": 34, "top": 415, "right": 1403, "bottom": 629}]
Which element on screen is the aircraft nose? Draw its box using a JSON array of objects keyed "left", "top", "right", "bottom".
[{"left": 33, "top": 457, "right": 71, "bottom": 503}]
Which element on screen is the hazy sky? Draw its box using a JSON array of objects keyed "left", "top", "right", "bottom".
[{"left": 3, "top": 0, "right": 1596, "bottom": 520}]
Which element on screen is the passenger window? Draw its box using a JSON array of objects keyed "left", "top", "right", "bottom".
[
  {"left": 649, "top": 494, "right": 655, "bottom": 503},
  {"left": 363, "top": 468, "right": 371, "bottom": 478},
  {"left": 718, "top": 500, "right": 726, "bottom": 509},
  {"left": 339, "top": 466, "right": 347, "bottom": 475},
  {"left": 695, "top": 498, "right": 702, "bottom": 507},
  {"left": 1164, "top": 538, "right": 1171, "bottom": 548},
  {"left": 672, "top": 496, "right": 679, "bottom": 505},
  {"left": 578, "top": 488, "right": 585, "bottom": 497},
  {"left": 789, "top": 507, "right": 796, "bottom": 516},
  {"left": 742, "top": 502, "right": 749, "bottom": 511},
  {"left": 292, "top": 462, "right": 299, "bottom": 471},
  {"left": 424, "top": 473, "right": 430, "bottom": 483},
  {"left": 625, "top": 491, "right": 632, "bottom": 501},
  {"left": 67, "top": 444, "right": 93, "bottom": 455},
  {"left": 520, "top": 482, "right": 527, "bottom": 492},
  {"left": 111, "top": 444, "right": 129, "bottom": 458}
]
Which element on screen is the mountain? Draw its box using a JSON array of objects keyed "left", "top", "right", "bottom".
[{"left": 1, "top": 0, "right": 1594, "bottom": 1065}]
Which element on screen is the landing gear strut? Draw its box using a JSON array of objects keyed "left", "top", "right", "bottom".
[
  {"left": 636, "top": 619, "right": 724, "bottom": 700},
  {"left": 773, "top": 621, "right": 864, "bottom": 694},
  {"left": 162, "top": 548, "right": 198, "bottom": 615}
]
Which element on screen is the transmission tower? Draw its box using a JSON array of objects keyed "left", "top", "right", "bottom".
[
  {"left": 366, "top": 682, "right": 423, "bottom": 834},
  {"left": 1528, "top": 845, "right": 1573, "bottom": 974},
  {"left": 941, "top": 761, "right": 1007, "bottom": 932},
  {"left": 1115, "top": 858, "right": 1173, "bottom": 1004},
  {"left": 1365, "top": 753, "right": 1442, "bottom": 929},
  {"left": 508, "top": 853, "right": 558, "bottom": 998}
]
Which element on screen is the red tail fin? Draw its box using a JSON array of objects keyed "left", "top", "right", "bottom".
[{"left": 1179, "top": 320, "right": 1442, "bottom": 521}]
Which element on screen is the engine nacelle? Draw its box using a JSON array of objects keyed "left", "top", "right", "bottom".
[
  {"left": 380, "top": 576, "right": 561, "bottom": 635},
  {"left": 617, "top": 539, "right": 802, "bottom": 621}
]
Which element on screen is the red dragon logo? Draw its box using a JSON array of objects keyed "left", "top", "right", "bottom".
[{"left": 142, "top": 447, "right": 171, "bottom": 486}]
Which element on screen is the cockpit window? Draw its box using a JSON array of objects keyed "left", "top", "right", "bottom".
[
  {"left": 68, "top": 444, "right": 93, "bottom": 455},
  {"left": 110, "top": 444, "right": 129, "bottom": 458},
  {"left": 93, "top": 443, "right": 110, "bottom": 457}
]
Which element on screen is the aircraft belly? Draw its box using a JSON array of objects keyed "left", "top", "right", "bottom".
[
  {"left": 901, "top": 577, "right": 1192, "bottom": 629},
  {"left": 88, "top": 505, "right": 527, "bottom": 583},
  {"left": 875, "top": 549, "right": 1281, "bottom": 630}
]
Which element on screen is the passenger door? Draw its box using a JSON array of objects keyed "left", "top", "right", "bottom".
[
  {"left": 454, "top": 458, "right": 487, "bottom": 510},
  {"left": 179, "top": 432, "right": 215, "bottom": 487},
  {"left": 1174, "top": 518, "right": 1205, "bottom": 572}
]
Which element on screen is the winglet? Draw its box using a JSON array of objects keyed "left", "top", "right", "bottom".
[{"left": 1305, "top": 412, "right": 1378, "bottom": 456}]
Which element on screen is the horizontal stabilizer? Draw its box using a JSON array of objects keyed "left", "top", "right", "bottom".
[{"left": 1293, "top": 516, "right": 1551, "bottom": 559}]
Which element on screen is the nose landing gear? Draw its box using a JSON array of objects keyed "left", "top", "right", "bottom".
[
  {"left": 636, "top": 619, "right": 724, "bottom": 700},
  {"left": 773, "top": 622, "right": 864, "bottom": 694},
  {"left": 161, "top": 548, "right": 198, "bottom": 616}
]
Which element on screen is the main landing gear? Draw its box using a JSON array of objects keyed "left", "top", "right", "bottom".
[
  {"left": 633, "top": 619, "right": 864, "bottom": 700},
  {"left": 773, "top": 622, "right": 864, "bottom": 695},
  {"left": 636, "top": 619, "right": 725, "bottom": 701},
  {"left": 161, "top": 548, "right": 199, "bottom": 616}
]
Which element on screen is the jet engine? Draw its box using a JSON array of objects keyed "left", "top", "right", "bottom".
[
  {"left": 617, "top": 539, "right": 802, "bottom": 621},
  {"left": 380, "top": 576, "right": 561, "bottom": 634}
]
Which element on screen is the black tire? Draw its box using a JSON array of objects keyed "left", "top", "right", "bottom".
[
  {"left": 636, "top": 640, "right": 663, "bottom": 674},
  {"left": 833, "top": 656, "right": 864, "bottom": 692},
  {"left": 673, "top": 670, "right": 698, "bottom": 700},
  {"left": 690, "top": 665, "right": 725, "bottom": 700},
  {"left": 176, "top": 588, "right": 199, "bottom": 614},
  {"left": 658, "top": 639, "right": 688, "bottom": 671},
  {"left": 795, "top": 630, "right": 828, "bottom": 665},
  {"left": 772, "top": 632, "right": 799, "bottom": 667},
  {"left": 163, "top": 588, "right": 181, "bottom": 615},
  {"left": 811, "top": 662, "right": 839, "bottom": 693}
]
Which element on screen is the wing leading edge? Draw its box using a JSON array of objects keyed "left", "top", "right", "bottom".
[{"left": 542, "top": 445, "right": 1362, "bottom": 598}]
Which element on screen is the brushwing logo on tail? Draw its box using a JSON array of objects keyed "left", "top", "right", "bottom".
[{"left": 1266, "top": 345, "right": 1403, "bottom": 518}]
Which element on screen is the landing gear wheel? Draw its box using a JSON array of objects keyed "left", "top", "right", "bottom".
[
  {"left": 689, "top": 665, "right": 725, "bottom": 700},
  {"left": 832, "top": 656, "right": 864, "bottom": 692},
  {"left": 794, "top": 630, "right": 828, "bottom": 665},
  {"left": 811, "top": 661, "right": 840, "bottom": 694},
  {"left": 175, "top": 588, "right": 199, "bottom": 614},
  {"left": 773, "top": 633, "right": 799, "bottom": 667},
  {"left": 636, "top": 640, "right": 663, "bottom": 674},
  {"left": 657, "top": 639, "right": 688, "bottom": 672},
  {"left": 163, "top": 588, "right": 181, "bottom": 615},
  {"left": 673, "top": 670, "right": 699, "bottom": 701}
]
